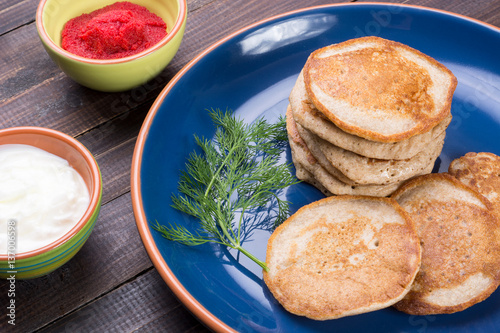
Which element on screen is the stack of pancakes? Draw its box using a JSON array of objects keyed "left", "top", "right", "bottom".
[{"left": 287, "top": 37, "right": 457, "bottom": 197}]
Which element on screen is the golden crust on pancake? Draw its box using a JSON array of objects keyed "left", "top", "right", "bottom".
[
  {"left": 290, "top": 105, "right": 441, "bottom": 186},
  {"left": 286, "top": 105, "right": 404, "bottom": 196},
  {"left": 303, "top": 37, "right": 457, "bottom": 143},
  {"left": 448, "top": 152, "right": 500, "bottom": 217},
  {"left": 263, "top": 195, "right": 421, "bottom": 320},
  {"left": 289, "top": 142, "right": 403, "bottom": 197},
  {"left": 294, "top": 118, "right": 357, "bottom": 185},
  {"left": 315, "top": 131, "right": 444, "bottom": 185},
  {"left": 289, "top": 70, "right": 452, "bottom": 160},
  {"left": 293, "top": 162, "right": 333, "bottom": 197},
  {"left": 391, "top": 173, "right": 500, "bottom": 315}
]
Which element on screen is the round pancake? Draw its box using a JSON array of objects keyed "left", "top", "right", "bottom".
[
  {"left": 286, "top": 106, "right": 404, "bottom": 196},
  {"left": 289, "top": 70, "right": 452, "bottom": 159},
  {"left": 391, "top": 173, "right": 500, "bottom": 315},
  {"left": 316, "top": 131, "right": 444, "bottom": 185},
  {"left": 303, "top": 37, "right": 457, "bottom": 142},
  {"left": 448, "top": 152, "right": 500, "bottom": 217},
  {"left": 263, "top": 195, "right": 421, "bottom": 320}
]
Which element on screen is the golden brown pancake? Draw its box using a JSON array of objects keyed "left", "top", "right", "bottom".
[
  {"left": 289, "top": 145, "right": 403, "bottom": 197},
  {"left": 315, "top": 131, "right": 444, "bottom": 185},
  {"left": 391, "top": 173, "right": 500, "bottom": 315},
  {"left": 448, "top": 152, "right": 500, "bottom": 217},
  {"left": 303, "top": 37, "right": 457, "bottom": 143},
  {"left": 263, "top": 195, "right": 421, "bottom": 320},
  {"left": 286, "top": 105, "right": 404, "bottom": 196},
  {"left": 289, "top": 70, "right": 452, "bottom": 160},
  {"left": 291, "top": 107, "right": 442, "bottom": 186}
]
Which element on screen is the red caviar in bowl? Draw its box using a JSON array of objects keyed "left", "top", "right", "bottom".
[{"left": 61, "top": 1, "right": 167, "bottom": 60}]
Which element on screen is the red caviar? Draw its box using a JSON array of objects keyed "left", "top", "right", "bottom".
[{"left": 61, "top": 2, "right": 167, "bottom": 60}]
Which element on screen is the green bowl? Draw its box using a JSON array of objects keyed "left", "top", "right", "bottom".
[
  {"left": 0, "top": 127, "right": 102, "bottom": 279},
  {"left": 35, "top": 0, "right": 187, "bottom": 92}
]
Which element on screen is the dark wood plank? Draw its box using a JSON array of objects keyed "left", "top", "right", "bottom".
[
  {"left": 0, "top": 23, "right": 61, "bottom": 103},
  {"left": 355, "top": 0, "right": 500, "bottom": 26},
  {"left": 36, "top": 269, "right": 208, "bottom": 333},
  {"left": 93, "top": 131, "right": 136, "bottom": 204},
  {"left": 76, "top": 102, "right": 149, "bottom": 157},
  {"left": 134, "top": 304, "right": 209, "bottom": 333},
  {"left": 473, "top": 0, "right": 500, "bottom": 27},
  {"left": 0, "top": 0, "right": 38, "bottom": 35}
]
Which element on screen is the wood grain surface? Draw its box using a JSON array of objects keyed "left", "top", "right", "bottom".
[{"left": 1, "top": 0, "right": 499, "bottom": 332}]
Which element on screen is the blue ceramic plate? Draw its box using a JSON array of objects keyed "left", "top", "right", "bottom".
[{"left": 132, "top": 3, "right": 500, "bottom": 332}]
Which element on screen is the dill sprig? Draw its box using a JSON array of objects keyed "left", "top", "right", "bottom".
[{"left": 152, "top": 108, "right": 298, "bottom": 272}]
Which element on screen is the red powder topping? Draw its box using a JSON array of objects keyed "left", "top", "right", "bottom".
[{"left": 61, "top": 2, "right": 167, "bottom": 60}]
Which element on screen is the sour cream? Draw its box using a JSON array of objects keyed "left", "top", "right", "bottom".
[{"left": 0, "top": 144, "right": 90, "bottom": 254}]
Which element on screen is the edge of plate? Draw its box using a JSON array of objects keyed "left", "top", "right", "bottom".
[{"left": 130, "top": 2, "right": 500, "bottom": 332}]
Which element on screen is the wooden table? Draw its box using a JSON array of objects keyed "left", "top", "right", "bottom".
[{"left": 1, "top": 0, "right": 499, "bottom": 332}]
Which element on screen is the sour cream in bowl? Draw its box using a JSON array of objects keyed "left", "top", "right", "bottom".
[{"left": 0, "top": 127, "right": 102, "bottom": 279}]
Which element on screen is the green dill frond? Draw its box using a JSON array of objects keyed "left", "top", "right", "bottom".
[{"left": 152, "top": 108, "right": 298, "bottom": 272}]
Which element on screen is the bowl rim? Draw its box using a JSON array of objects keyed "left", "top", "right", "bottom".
[
  {"left": 0, "top": 126, "right": 102, "bottom": 260},
  {"left": 35, "top": 0, "right": 187, "bottom": 65}
]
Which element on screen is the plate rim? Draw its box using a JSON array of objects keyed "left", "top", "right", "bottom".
[{"left": 130, "top": 2, "right": 500, "bottom": 332}]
